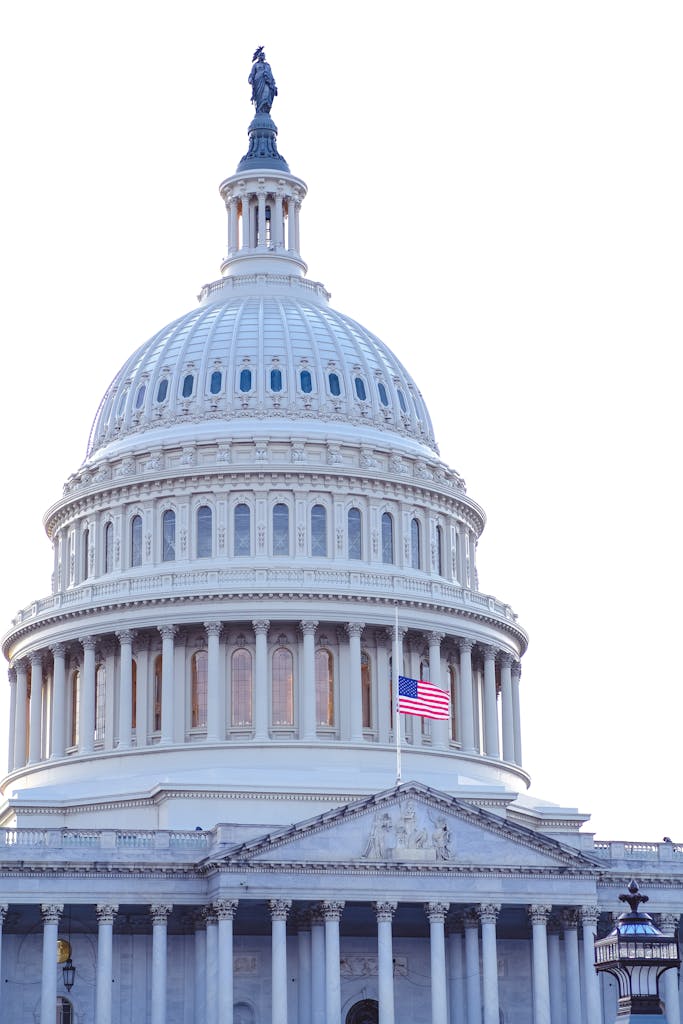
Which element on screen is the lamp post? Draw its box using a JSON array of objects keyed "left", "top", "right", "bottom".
[{"left": 594, "top": 880, "right": 680, "bottom": 1021}]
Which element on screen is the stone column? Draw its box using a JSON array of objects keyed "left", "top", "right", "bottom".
[
  {"left": 205, "top": 622, "right": 222, "bottom": 742},
  {"left": 150, "top": 904, "right": 172, "bottom": 1024},
  {"left": 547, "top": 916, "right": 562, "bottom": 1024},
  {"left": 50, "top": 644, "right": 67, "bottom": 759},
  {"left": 253, "top": 620, "right": 270, "bottom": 741},
  {"left": 481, "top": 646, "right": 500, "bottom": 759},
  {"left": 7, "top": 669, "right": 17, "bottom": 772},
  {"left": 478, "top": 904, "right": 501, "bottom": 1024},
  {"left": 257, "top": 190, "right": 266, "bottom": 245},
  {"left": 301, "top": 620, "right": 318, "bottom": 740},
  {"left": 580, "top": 906, "right": 601, "bottom": 1024},
  {"left": 346, "top": 623, "right": 365, "bottom": 742},
  {"left": 499, "top": 652, "right": 515, "bottom": 762},
  {"left": 29, "top": 653, "right": 43, "bottom": 763},
  {"left": 426, "top": 902, "right": 449, "bottom": 1024},
  {"left": 204, "top": 906, "right": 218, "bottom": 1024},
  {"left": 215, "top": 900, "right": 238, "bottom": 1024},
  {"left": 116, "top": 631, "right": 134, "bottom": 749},
  {"left": 80, "top": 636, "right": 96, "bottom": 753},
  {"left": 270, "top": 899, "right": 292, "bottom": 1024},
  {"left": 296, "top": 912, "right": 312, "bottom": 1024},
  {"left": 40, "top": 903, "right": 63, "bottom": 1024},
  {"left": 373, "top": 902, "right": 397, "bottom": 1024},
  {"left": 158, "top": 626, "right": 176, "bottom": 745},
  {"left": 463, "top": 908, "right": 482, "bottom": 1024},
  {"left": 322, "top": 901, "right": 345, "bottom": 1024},
  {"left": 241, "top": 193, "right": 252, "bottom": 248},
  {"left": 428, "top": 632, "right": 448, "bottom": 749},
  {"left": 194, "top": 913, "right": 207, "bottom": 1024},
  {"left": 0, "top": 904, "right": 7, "bottom": 1004},
  {"left": 13, "top": 660, "right": 28, "bottom": 768},
  {"left": 561, "top": 909, "right": 582, "bottom": 1024},
  {"left": 134, "top": 639, "right": 150, "bottom": 747},
  {"left": 95, "top": 904, "right": 118, "bottom": 1024},
  {"left": 458, "top": 639, "right": 476, "bottom": 752},
  {"left": 529, "top": 905, "right": 552, "bottom": 1024},
  {"left": 511, "top": 660, "right": 523, "bottom": 765},
  {"left": 447, "top": 917, "right": 466, "bottom": 1024},
  {"left": 310, "top": 906, "right": 325, "bottom": 1024},
  {"left": 657, "top": 914, "right": 681, "bottom": 1024}
]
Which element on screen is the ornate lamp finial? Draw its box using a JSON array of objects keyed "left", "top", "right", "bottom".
[{"left": 618, "top": 879, "right": 650, "bottom": 915}]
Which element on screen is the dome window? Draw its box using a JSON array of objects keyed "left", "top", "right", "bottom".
[
  {"left": 234, "top": 503, "right": 251, "bottom": 556},
  {"left": 348, "top": 507, "right": 362, "bottom": 560},
  {"left": 397, "top": 389, "right": 407, "bottom": 413},
  {"left": 130, "top": 515, "right": 142, "bottom": 567},
  {"left": 270, "top": 368, "right": 283, "bottom": 392},
  {"left": 135, "top": 385, "right": 146, "bottom": 409},
  {"left": 273, "top": 503, "right": 289, "bottom": 556},
  {"left": 381, "top": 512, "right": 394, "bottom": 565},
  {"left": 354, "top": 377, "right": 367, "bottom": 401},
  {"left": 156, "top": 379, "right": 169, "bottom": 404},
  {"left": 116, "top": 388, "right": 129, "bottom": 416},
  {"left": 104, "top": 522, "right": 114, "bottom": 574},
  {"left": 377, "top": 382, "right": 389, "bottom": 407},
  {"left": 182, "top": 374, "right": 194, "bottom": 398},
  {"left": 328, "top": 372, "right": 341, "bottom": 397},
  {"left": 311, "top": 504, "right": 327, "bottom": 557},
  {"left": 239, "top": 368, "right": 253, "bottom": 393},
  {"left": 411, "top": 518, "right": 421, "bottom": 570},
  {"left": 209, "top": 370, "right": 222, "bottom": 395},
  {"left": 300, "top": 370, "right": 313, "bottom": 394},
  {"left": 162, "top": 510, "right": 176, "bottom": 562},
  {"left": 196, "top": 505, "right": 212, "bottom": 558}
]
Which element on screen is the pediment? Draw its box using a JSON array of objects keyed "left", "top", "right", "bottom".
[{"left": 212, "top": 782, "right": 600, "bottom": 872}]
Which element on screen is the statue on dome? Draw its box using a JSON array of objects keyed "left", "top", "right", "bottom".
[{"left": 249, "top": 46, "right": 278, "bottom": 114}]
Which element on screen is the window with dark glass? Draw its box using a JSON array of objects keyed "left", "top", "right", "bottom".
[
  {"left": 104, "top": 522, "right": 114, "bottom": 574},
  {"left": 348, "top": 507, "right": 362, "bottom": 560},
  {"left": 153, "top": 656, "right": 162, "bottom": 732},
  {"left": 270, "top": 368, "right": 283, "bottom": 392},
  {"left": 156, "top": 378, "right": 169, "bottom": 403},
  {"left": 273, "top": 503, "right": 289, "bottom": 556},
  {"left": 397, "top": 389, "right": 407, "bottom": 413},
  {"left": 311, "top": 504, "right": 327, "bottom": 556},
  {"left": 135, "top": 384, "right": 146, "bottom": 409},
  {"left": 231, "top": 649, "right": 253, "bottom": 727},
  {"left": 210, "top": 370, "right": 222, "bottom": 395},
  {"left": 162, "top": 510, "right": 176, "bottom": 562},
  {"left": 315, "top": 649, "right": 334, "bottom": 727},
  {"left": 83, "top": 528, "right": 90, "bottom": 580},
  {"left": 381, "top": 512, "right": 394, "bottom": 564},
  {"left": 191, "top": 650, "right": 208, "bottom": 728},
  {"left": 197, "top": 505, "right": 212, "bottom": 558},
  {"left": 234, "top": 503, "right": 251, "bottom": 556},
  {"left": 131, "top": 659, "right": 137, "bottom": 729},
  {"left": 377, "top": 382, "right": 389, "bottom": 406},
  {"left": 239, "top": 368, "right": 252, "bottom": 393},
  {"left": 70, "top": 670, "right": 80, "bottom": 747},
  {"left": 361, "top": 651, "right": 372, "bottom": 728},
  {"left": 182, "top": 374, "right": 194, "bottom": 398},
  {"left": 300, "top": 369, "right": 313, "bottom": 393},
  {"left": 411, "top": 518, "right": 421, "bottom": 570},
  {"left": 272, "top": 648, "right": 294, "bottom": 726},
  {"left": 354, "top": 377, "right": 367, "bottom": 401},
  {"left": 329, "top": 372, "right": 341, "bottom": 397},
  {"left": 130, "top": 515, "right": 142, "bottom": 567},
  {"left": 57, "top": 996, "right": 74, "bottom": 1024},
  {"left": 435, "top": 524, "right": 444, "bottom": 576}
]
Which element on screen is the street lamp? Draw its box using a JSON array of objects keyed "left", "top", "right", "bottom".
[{"left": 594, "top": 880, "right": 680, "bottom": 1020}]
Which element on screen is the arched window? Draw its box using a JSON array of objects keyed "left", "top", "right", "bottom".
[
  {"left": 69, "top": 670, "right": 80, "bottom": 747},
  {"left": 411, "top": 518, "right": 421, "bottom": 570},
  {"left": 381, "top": 512, "right": 394, "bottom": 564},
  {"left": 182, "top": 373, "right": 194, "bottom": 398},
  {"left": 197, "top": 505, "right": 212, "bottom": 558},
  {"left": 348, "top": 508, "right": 362, "bottom": 560},
  {"left": 231, "top": 649, "right": 253, "bottom": 727},
  {"left": 315, "top": 649, "right": 334, "bottom": 727},
  {"left": 57, "top": 996, "right": 74, "bottom": 1024},
  {"left": 272, "top": 648, "right": 294, "bottom": 726},
  {"left": 377, "top": 381, "right": 389, "bottom": 406},
  {"left": 273, "top": 503, "right": 289, "bottom": 556},
  {"left": 162, "top": 510, "right": 176, "bottom": 562},
  {"left": 153, "top": 655, "right": 162, "bottom": 732},
  {"left": 239, "top": 368, "right": 252, "bottom": 393},
  {"left": 435, "top": 524, "right": 444, "bottom": 576},
  {"left": 354, "top": 377, "right": 367, "bottom": 401},
  {"left": 131, "top": 658, "right": 137, "bottom": 730},
  {"left": 130, "top": 515, "right": 142, "bottom": 567},
  {"left": 328, "top": 372, "right": 341, "bottom": 397},
  {"left": 135, "top": 384, "right": 146, "bottom": 409},
  {"left": 300, "top": 369, "right": 313, "bottom": 393},
  {"left": 449, "top": 664, "right": 458, "bottom": 742},
  {"left": 156, "top": 378, "right": 169, "bottom": 403},
  {"left": 104, "top": 522, "right": 114, "bottom": 574},
  {"left": 94, "top": 663, "right": 106, "bottom": 743},
  {"left": 361, "top": 651, "right": 372, "bottom": 729},
  {"left": 311, "top": 504, "right": 327, "bottom": 557},
  {"left": 191, "top": 650, "right": 208, "bottom": 729},
  {"left": 270, "top": 368, "right": 283, "bottom": 392},
  {"left": 209, "top": 370, "right": 222, "bottom": 395},
  {"left": 234, "top": 503, "right": 251, "bottom": 556},
  {"left": 83, "top": 528, "right": 90, "bottom": 580}
]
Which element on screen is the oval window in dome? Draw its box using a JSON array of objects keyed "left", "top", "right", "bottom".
[
  {"left": 355, "top": 377, "right": 367, "bottom": 401},
  {"left": 377, "top": 382, "right": 389, "bottom": 406},
  {"left": 328, "top": 372, "right": 341, "bottom": 397},
  {"left": 270, "top": 368, "right": 283, "bottom": 392},
  {"left": 300, "top": 370, "right": 313, "bottom": 394},
  {"left": 116, "top": 388, "right": 129, "bottom": 416},
  {"left": 209, "top": 370, "right": 222, "bottom": 395},
  {"left": 135, "top": 384, "right": 146, "bottom": 409},
  {"left": 156, "top": 379, "right": 169, "bottom": 403},
  {"left": 182, "top": 374, "right": 194, "bottom": 398},
  {"left": 239, "top": 368, "right": 252, "bottom": 393},
  {"left": 397, "top": 388, "right": 407, "bottom": 413}
]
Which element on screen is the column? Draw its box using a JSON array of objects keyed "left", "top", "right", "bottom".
[
  {"left": 150, "top": 904, "right": 172, "bottom": 1024},
  {"left": 205, "top": 906, "right": 218, "bottom": 1024},
  {"left": 253, "top": 620, "right": 270, "bottom": 741},
  {"left": 0, "top": 905, "right": 8, "bottom": 1020},
  {"left": 50, "top": 644, "right": 67, "bottom": 759},
  {"left": 481, "top": 646, "right": 500, "bottom": 759},
  {"left": 561, "top": 909, "right": 582, "bottom": 1024},
  {"left": 580, "top": 906, "right": 601, "bottom": 1024},
  {"left": 426, "top": 902, "right": 449, "bottom": 1024},
  {"left": 14, "top": 660, "right": 28, "bottom": 768},
  {"left": 257, "top": 191, "right": 266, "bottom": 246},
  {"left": 346, "top": 623, "right": 365, "bottom": 742},
  {"left": 296, "top": 912, "right": 312, "bottom": 1024},
  {"left": 310, "top": 907, "right": 325, "bottom": 1024},
  {"left": 117, "top": 631, "right": 134, "bottom": 749},
  {"left": 158, "top": 626, "right": 176, "bottom": 746},
  {"left": 478, "top": 904, "right": 501, "bottom": 1024},
  {"left": 511, "top": 661, "right": 523, "bottom": 765},
  {"left": 463, "top": 908, "right": 482, "bottom": 1024},
  {"left": 95, "top": 904, "right": 118, "bottom": 1024},
  {"left": 7, "top": 670, "right": 16, "bottom": 773},
  {"left": 373, "top": 902, "right": 397, "bottom": 1024},
  {"left": 499, "top": 652, "right": 515, "bottom": 763},
  {"left": 241, "top": 193, "right": 252, "bottom": 248},
  {"left": 40, "top": 904, "right": 63, "bottom": 1024},
  {"left": 270, "top": 899, "right": 292, "bottom": 1024},
  {"left": 657, "top": 914, "right": 681, "bottom": 1024},
  {"left": 428, "top": 632, "right": 448, "bottom": 749},
  {"left": 529, "top": 905, "right": 552, "bottom": 1024},
  {"left": 376, "top": 631, "right": 392, "bottom": 744},
  {"left": 29, "top": 653, "right": 43, "bottom": 763},
  {"left": 458, "top": 639, "right": 476, "bottom": 752},
  {"left": 547, "top": 916, "right": 562, "bottom": 1024},
  {"left": 322, "top": 901, "right": 345, "bottom": 1024},
  {"left": 79, "top": 636, "right": 96, "bottom": 753},
  {"left": 205, "top": 622, "right": 222, "bottom": 742},
  {"left": 274, "top": 192, "right": 284, "bottom": 248},
  {"left": 215, "top": 900, "right": 238, "bottom": 1024},
  {"left": 301, "top": 620, "right": 318, "bottom": 741},
  {"left": 447, "top": 917, "right": 466, "bottom": 1024},
  {"left": 194, "top": 913, "right": 207, "bottom": 1024}
]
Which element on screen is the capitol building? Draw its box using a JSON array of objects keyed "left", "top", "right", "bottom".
[{"left": 1, "top": 51, "right": 681, "bottom": 1024}]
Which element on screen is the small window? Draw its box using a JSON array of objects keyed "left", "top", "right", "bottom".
[
  {"left": 300, "top": 370, "right": 313, "bottom": 394},
  {"left": 209, "top": 370, "right": 222, "bottom": 395},
  {"left": 377, "top": 382, "right": 389, "bottom": 406},
  {"left": 397, "top": 389, "right": 407, "bottom": 413},
  {"left": 234, "top": 504, "right": 251, "bottom": 556},
  {"left": 411, "top": 518, "right": 421, "bottom": 570},
  {"left": 273, "top": 503, "right": 289, "bottom": 556},
  {"left": 239, "top": 368, "right": 252, "bottom": 393},
  {"left": 381, "top": 512, "right": 394, "bottom": 565},
  {"left": 116, "top": 388, "right": 129, "bottom": 416},
  {"left": 83, "top": 528, "right": 90, "bottom": 581},
  {"left": 156, "top": 379, "right": 169, "bottom": 403},
  {"left": 329, "top": 372, "right": 341, "bottom": 397},
  {"left": 130, "top": 515, "right": 142, "bottom": 567},
  {"left": 57, "top": 996, "right": 74, "bottom": 1024},
  {"left": 197, "top": 505, "right": 212, "bottom": 558},
  {"left": 435, "top": 524, "right": 444, "bottom": 576},
  {"left": 104, "top": 522, "right": 114, "bottom": 574},
  {"left": 311, "top": 504, "right": 327, "bottom": 557},
  {"left": 361, "top": 651, "right": 372, "bottom": 728},
  {"left": 191, "top": 650, "right": 208, "bottom": 728},
  {"left": 182, "top": 374, "right": 194, "bottom": 398},
  {"left": 348, "top": 508, "right": 362, "bottom": 560},
  {"left": 270, "top": 368, "right": 283, "bottom": 392},
  {"left": 355, "top": 377, "right": 367, "bottom": 401},
  {"left": 135, "top": 384, "right": 146, "bottom": 409},
  {"left": 153, "top": 655, "right": 162, "bottom": 732},
  {"left": 162, "top": 510, "right": 176, "bottom": 562}
]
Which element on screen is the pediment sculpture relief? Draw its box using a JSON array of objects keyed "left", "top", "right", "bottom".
[{"left": 361, "top": 800, "right": 453, "bottom": 863}]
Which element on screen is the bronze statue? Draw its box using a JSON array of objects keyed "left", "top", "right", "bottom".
[{"left": 249, "top": 46, "right": 277, "bottom": 115}]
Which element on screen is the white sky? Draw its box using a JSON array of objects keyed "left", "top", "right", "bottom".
[{"left": 1, "top": 1, "right": 681, "bottom": 842}]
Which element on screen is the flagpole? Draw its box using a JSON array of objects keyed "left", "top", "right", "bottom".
[{"left": 394, "top": 604, "right": 401, "bottom": 785}]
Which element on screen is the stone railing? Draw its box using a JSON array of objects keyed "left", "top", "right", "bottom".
[
  {"left": 0, "top": 827, "right": 211, "bottom": 855},
  {"left": 592, "top": 839, "right": 683, "bottom": 864}
]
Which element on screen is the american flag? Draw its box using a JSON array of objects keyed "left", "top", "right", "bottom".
[{"left": 397, "top": 676, "right": 450, "bottom": 720}]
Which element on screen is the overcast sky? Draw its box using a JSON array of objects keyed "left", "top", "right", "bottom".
[{"left": 1, "top": 1, "right": 681, "bottom": 841}]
